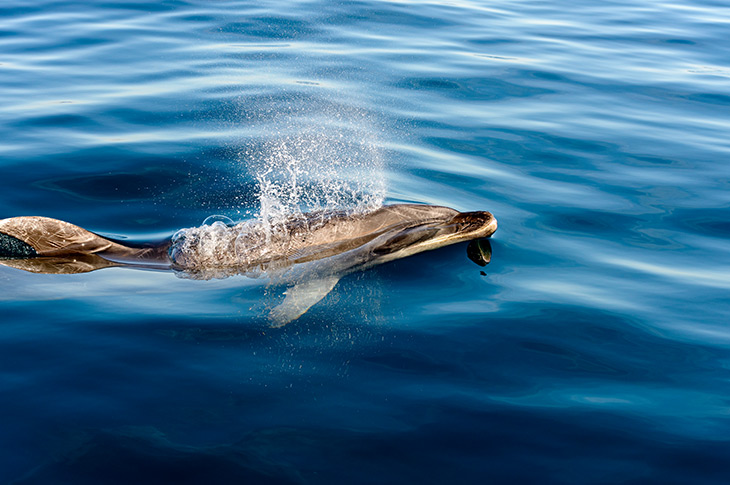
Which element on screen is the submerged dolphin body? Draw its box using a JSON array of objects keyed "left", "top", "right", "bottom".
[{"left": 0, "top": 204, "right": 497, "bottom": 325}]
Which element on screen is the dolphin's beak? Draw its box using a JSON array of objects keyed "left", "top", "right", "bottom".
[{"left": 449, "top": 211, "right": 497, "bottom": 239}]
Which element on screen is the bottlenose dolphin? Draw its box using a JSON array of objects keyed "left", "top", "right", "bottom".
[{"left": 0, "top": 204, "right": 497, "bottom": 325}]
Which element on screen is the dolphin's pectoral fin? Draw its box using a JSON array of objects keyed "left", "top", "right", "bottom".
[{"left": 268, "top": 275, "right": 341, "bottom": 327}]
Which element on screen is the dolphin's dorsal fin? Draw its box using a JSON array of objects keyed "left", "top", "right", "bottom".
[
  {"left": 0, "top": 216, "right": 112, "bottom": 256},
  {"left": 0, "top": 216, "right": 172, "bottom": 271},
  {"left": 268, "top": 275, "right": 340, "bottom": 327}
]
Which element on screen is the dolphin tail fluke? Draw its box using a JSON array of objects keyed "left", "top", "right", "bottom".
[{"left": 268, "top": 275, "right": 341, "bottom": 327}]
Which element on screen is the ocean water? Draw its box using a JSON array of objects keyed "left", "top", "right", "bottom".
[{"left": 1, "top": 0, "right": 729, "bottom": 483}]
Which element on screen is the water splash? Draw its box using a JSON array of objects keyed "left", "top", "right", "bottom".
[
  {"left": 239, "top": 93, "right": 386, "bottom": 234},
  {"left": 170, "top": 91, "right": 388, "bottom": 279}
]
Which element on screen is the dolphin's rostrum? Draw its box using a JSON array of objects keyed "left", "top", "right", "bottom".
[{"left": 0, "top": 204, "right": 497, "bottom": 325}]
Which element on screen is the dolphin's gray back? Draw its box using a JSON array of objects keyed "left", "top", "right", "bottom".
[{"left": 168, "top": 204, "right": 461, "bottom": 278}]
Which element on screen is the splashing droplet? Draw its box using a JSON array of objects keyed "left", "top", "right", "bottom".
[{"left": 202, "top": 215, "right": 235, "bottom": 226}]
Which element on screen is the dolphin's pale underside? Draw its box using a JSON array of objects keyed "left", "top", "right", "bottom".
[{"left": 0, "top": 204, "right": 497, "bottom": 325}]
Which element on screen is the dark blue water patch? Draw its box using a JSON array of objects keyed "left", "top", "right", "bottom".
[
  {"left": 492, "top": 307, "right": 717, "bottom": 383},
  {"left": 542, "top": 209, "right": 646, "bottom": 236},
  {"left": 523, "top": 169, "right": 607, "bottom": 191},
  {"left": 536, "top": 205, "right": 691, "bottom": 251},
  {"left": 424, "top": 136, "right": 487, "bottom": 156},
  {"left": 585, "top": 83, "right": 730, "bottom": 112},
  {"left": 12, "top": 427, "right": 302, "bottom": 485},
  {"left": 409, "top": 168, "right": 486, "bottom": 193},
  {"left": 516, "top": 69, "right": 588, "bottom": 90},
  {"left": 10, "top": 411, "right": 730, "bottom": 485},
  {"left": 360, "top": 348, "right": 461, "bottom": 377},
  {"left": 225, "top": 91, "right": 368, "bottom": 124},
  {"left": 218, "top": 49, "right": 299, "bottom": 64},
  {"left": 520, "top": 149, "right": 587, "bottom": 168},
  {"left": 524, "top": 70, "right": 568, "bottom": 82},
  {"left": 14, "top": 146, "right": 173, "bottom": 171},
  {"left": 517, "top": 130, "right": 614, "bottom": 155},
  {"left": 519, "top": 338, "right": 625, "bottom": 377},
  {"left": 350, "top": 2, "right": 460, "bottom": 29},
  {"left": 94, "top": 1, "right": 182, "bottom": 13},
  {"left": 153, "top": 322, "right": 269, "bottom": 344},
  {"left": 65, "top": 36, "right": 113, "bottom": 47},
  {"left": 663, "top": 38, "right": 697, "bottom": 45},
  {"left": 667, "top": 207, "right": 730, "bottom": 238},
  {"left": 382, "top": 403, "right": 730, "bottom": 485},
  {"left": 403, "top": 78, "right": 461, "bottom": 90},
  {"left": 14, "top": 145, "right": 243, "bottom": 179},
  {"left": 369, "top": 304, "right": 729, "bottom": 386},
  {"left": 12, "top": 113, "right": 99, "bottom": 129},
  {"left": 396, "top": 77, "right": 553, "bottom": 100},
  {"left": 0, "top": 5, "right": 38, "bottom": 18},
  {"left": 172, "top": 13, "right": 218, "bottom": 23},
  {"left": 101, "top": 106, "right": 196, "bottom": 126},
  {"left": 424, "top": 128, "right": 615, "bottom": 168},
  {"left": 220, "top": 16, "right": 321, "bottom": 40},
  {"left": 34, "top": 168, "right": 190, "bottom": 202},
  {"left": 558, "top": 32, "right": 703, "bottom": 47},
  {"left": 625, "top": 154, "right": 690, "bottom": 168},
  {"left": 682, "top": 92, "right": 730, "bottom": 106},
  {"left": 0, "top": 150, "right": 258, "bottom": 228},
  {"left": 467, "top": 37, "right": 522, "bottom": 45}
]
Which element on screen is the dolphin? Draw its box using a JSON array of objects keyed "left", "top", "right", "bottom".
[{"left": 0, "top": 204, "right": 497, "bottom": 325}]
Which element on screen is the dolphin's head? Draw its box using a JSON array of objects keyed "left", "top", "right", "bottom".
[
  {"left": 371, "top": 206, "right": 497, "bottom": 260},
  {"left": 447, "top": 210, "right": 498, "bottom": 240}
]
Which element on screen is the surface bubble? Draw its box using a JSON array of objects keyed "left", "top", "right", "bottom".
[{"left": 202, "top": 215, "right": 235, "bottom": 226}]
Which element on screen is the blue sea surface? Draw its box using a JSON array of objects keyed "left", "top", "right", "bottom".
[{"left": 1, "top": 0, "right": 730, "bottom": 483}]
